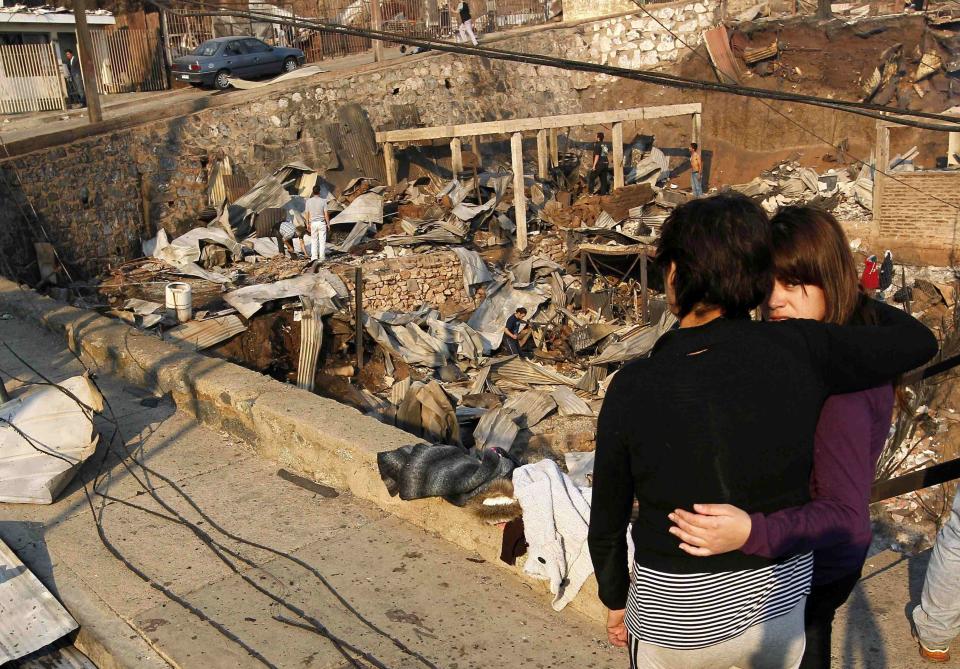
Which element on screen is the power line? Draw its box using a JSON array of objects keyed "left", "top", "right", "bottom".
[
  {"left": 626, "top": 0, "right": 960, "bottom": 214},
  {"left": 151, "top": 0, "right": 960, "bottom": 132}
]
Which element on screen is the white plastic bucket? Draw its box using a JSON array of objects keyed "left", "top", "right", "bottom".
[{"left": 165, "top": 282, "right": 193, "bottom": 323}]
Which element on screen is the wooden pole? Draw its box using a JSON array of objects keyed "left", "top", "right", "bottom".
[
  {"left": 159, "top": 9, "right": 174, "bottom": 89},
  {"left": 692, "top": 112, "right": 702, "bottom": 145},
  {"left": 549, "top": 128, "right": 559, "bottom": 168},
  {"left": 355, "top": 267, "right": 364, "bottom": 371},
  {"left": 580, "top": 250, "right": 588, "bottom": 312},
  {"left": 640, "top": 251, "right": 649, "bottom": 323},
  {"left": 612, "top": 121, "right": 624, "bottom": 190},
  {"left": 370, "top": 0, "right": 384, "bottom": 63},
  {"left": 536, "top": 129, "right": 549, "bottom": 180},
  {"left": 511, "top": 132, "right": 528, "bottom": 251},
  {"left": 72, "top": 0, "right": 103, "bottom": 124},
  {"left": 450, "top": 137, "right": 463, "bottom": 176},
  {"left": 383, "top": 141, "right": 396, "bottom": 186}
]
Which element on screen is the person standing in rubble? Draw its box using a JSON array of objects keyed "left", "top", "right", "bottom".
[
  {"left": 589, "top": 132, "right": 610, "bottom": 195},
  {"left": 664, "top": 206, "right": 895, "bottom": 669},
  {"left": 503, "top": 307, "right": 531, "bottom": 356},
  {"left": 690, "top": 142, "right": 704, "bottom": 197},
  {"left": 588, "top": 193, "right": 936, "bottom": 669},
  {"left": 456, "top": 1, "right": 479, "bottom": 46},
  {"left": 305, "top": 182, "right": 330, "bottom": 263}
]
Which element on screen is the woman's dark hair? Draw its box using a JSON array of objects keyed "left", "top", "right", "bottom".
[
  {"left": 656, "top": 193, "right": 773, "bottom": 319},
  {"left": 769, "top": 206, "right": 862, "bottom": 326}
]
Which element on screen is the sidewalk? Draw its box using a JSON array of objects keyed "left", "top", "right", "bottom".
[
  {"left": 0, "top": 46, "right": 409, "bottom": 148},
  {"left": 0, "top": 310, "right": 622, "bottom": 668}
]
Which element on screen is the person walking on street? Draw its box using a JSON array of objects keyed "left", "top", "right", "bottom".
[
  {"left": 690, "top": 142, "right": 704, "bottom": 197},
  {"left": 64, "top": 49, "right": 85, "bottom": 107},
  {"left": 912, "top": 485, "right": 960, "bottom": 663},
  {"left": 589, "top": 132, "right": 610, "bottom": 195},
  {"left": 457, "top": 1, "right": 479, "bottom": 46},
  {"left": 305, "top": 183, "right": 330, "bottom": 263}
]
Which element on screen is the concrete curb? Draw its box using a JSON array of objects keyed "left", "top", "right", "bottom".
[{"left": 0, "top": 280, "right": 606, "bottom": 631}]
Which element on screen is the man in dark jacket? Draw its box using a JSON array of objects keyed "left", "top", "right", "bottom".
[{"left": 64, "top": 50, "right": 85, "bottom": 107}]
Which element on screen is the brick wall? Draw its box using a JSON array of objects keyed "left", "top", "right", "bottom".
[
  {"left": 875, "top": 172, "right": 960, "bottom": 258},
  {"left": 334, "top": 250, "right": 483, "bottom": 315}
]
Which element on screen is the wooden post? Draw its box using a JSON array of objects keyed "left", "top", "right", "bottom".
[
  {"left": 549, "top": 128, "right": 559, "bottom": 168},
  {"left": 383, "top": 141, "right": 396, "bottom": 186},
  {"left": 874, "top": 121, "right": 890, "bottom": 230},
  {"left": 511, "top": 132, "right": 528, "bottom": 251},
  {"left": 536, "top": 129, "right": 549, "bottom": 180},
  {"left": 370, "top": 0, "right": 384, "bottom": 63},
  {"left": 612, "top": 121, "right": 624, "bottom": 190},
  {"left": 692, "top": 112, "right": 702, "bottom": 145},
  {"left": 160, "top": 9, "right": 174, "bottom": 89},
  {"left": 73, "top": 0, "right": 103, "bottom": 124},
  {"left": 580, "top": 250, "right": 588, "bottom": 312},
  {"left": 640, "top": 251, "right": 649, "bottom": 323},
  {"left": 451, "top": 137, "right": 463, "bottom": 176},
  {"left": 471, "top": 135, "right": 480, "bottom": 160},
  {"left": 355, "top": 267, "right": 364, "bottom": 371}
]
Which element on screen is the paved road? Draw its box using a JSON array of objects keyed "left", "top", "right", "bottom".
[{"left": 0, "top": 310, "right": 621, "bottom": 668}]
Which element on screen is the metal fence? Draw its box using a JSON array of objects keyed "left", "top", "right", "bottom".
[
  {"left": 91, "top": 28, "right": 168, "bottom": 94},
  {"left": 0, "top": 43, "right": 67, "bottom": 114}
]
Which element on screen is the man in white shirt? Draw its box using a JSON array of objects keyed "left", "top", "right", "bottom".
[{"left": 305, "top": 183, "right": 330, "bottom": 262}]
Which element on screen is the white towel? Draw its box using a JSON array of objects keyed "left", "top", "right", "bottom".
[{"left": 512, "top": 459, "right": 594, "bottom": 611}]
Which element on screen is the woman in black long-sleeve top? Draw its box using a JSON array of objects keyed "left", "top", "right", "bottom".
[{"left": 587, "top": 194, "right": 937, "bottom": 669}]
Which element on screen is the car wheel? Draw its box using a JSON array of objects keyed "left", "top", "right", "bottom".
[
  {"left": 282, "top": 57, "right": 298, "bottom": 73},
  {"left": 214, "top": 70, "right": 231, "bottom": 90}
]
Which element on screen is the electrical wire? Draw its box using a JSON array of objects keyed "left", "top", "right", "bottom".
[
  {"left": 0, "top": 342, "right": 438, "bottom": 669},
  {"left": 149, "top": 0, "right": 960, "bottom": 131},
  {"left": 626, "top": 0, "right": 960, "bottom": 214}
]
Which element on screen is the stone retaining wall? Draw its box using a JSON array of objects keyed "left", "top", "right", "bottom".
[{"left": 334, "top": 250, "right": 482, "bottom": 315}]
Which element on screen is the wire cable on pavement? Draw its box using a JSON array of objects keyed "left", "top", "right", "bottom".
[{"left": 0, "top": 341, "right": 437, "bottom": 669}]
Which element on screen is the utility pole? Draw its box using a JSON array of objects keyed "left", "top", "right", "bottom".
[
  {"left": 370, "top": 0, "right": 384, "bottom": 63},
  {"left": 72, "top": 0, "right": 103, "bottom": 124}
]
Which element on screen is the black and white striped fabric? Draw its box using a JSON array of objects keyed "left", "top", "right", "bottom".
[{"left": 624, "top": 552, "right": 814, "bottom": 650}]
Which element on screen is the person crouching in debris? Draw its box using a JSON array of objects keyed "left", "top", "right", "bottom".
[
  {"left": 279, "top": 210, "right": 307, "bottom": 258},
  {"left": 503, "top": 307, "right": 531, "bottom": 356},
  {"left": 305, "top": 182, "right": 331, "bottom": 263},
  {"left": 690, "top": 142, "right": 704, "bottom": 197},
  {"left": 588, "top": 193, "right": 936, "bottom": 669},
  {"left": 589, "top": 132, "right": 610, "bottom": 195},
  {"left": 456, "top": 1, "right": 479, "bottom": 46},
  {"left": 665, "top": 206, "right": 894, "bottom": 669}
]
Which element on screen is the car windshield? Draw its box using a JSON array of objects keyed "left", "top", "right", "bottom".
[{"left": 192, "top": 41, "right": 220, "bottom": 57}]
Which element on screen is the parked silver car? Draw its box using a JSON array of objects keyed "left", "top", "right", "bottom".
[{"left": 171, "top": 36, "right": 306, "bottom": 90}]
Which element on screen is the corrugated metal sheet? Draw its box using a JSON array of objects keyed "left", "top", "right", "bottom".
[
  {"left": 15, "top": 644, "right": 96, "bottom": 668},
  {"left": 164, "top": 315, "right": 247, "bottom": 351},
  {"left": 0, "top": 539, "right": 77, "bottom": 662},
  {"left": 490, "top": 356, "right": 577, "bottom": 387},
  {"left": 551, "top": 387, "right": 593, "bottom": 417},
  {"left": 338, "top": 103, "right": 386, "bottom": 183},
  {"left": 502, "top": 389, "right": 556, "bottom": 429},
  {"left": 296, "top": 298, "right": 323, "bottom": 392}
]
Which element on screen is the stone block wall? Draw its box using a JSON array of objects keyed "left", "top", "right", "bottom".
[
  {"left": 875, "top": 172, "right": 960, "bottom": 262},
  {"left": 334, "top": 250, "right": 482, "bottom": 314},
  {"left": 0, "top": 55, "right": 581, "bottom": 281},
  {"left": 499, "top": 0, "right": 718, "bottom": 69}
]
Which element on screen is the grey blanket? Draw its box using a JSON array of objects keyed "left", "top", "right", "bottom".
[{"left": 377, "top": 444, "right": 515, "bottom": 506}]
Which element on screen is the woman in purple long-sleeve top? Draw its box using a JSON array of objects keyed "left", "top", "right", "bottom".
[{"left": 668, "top": 206, "right": 898, "bottom": 669}]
